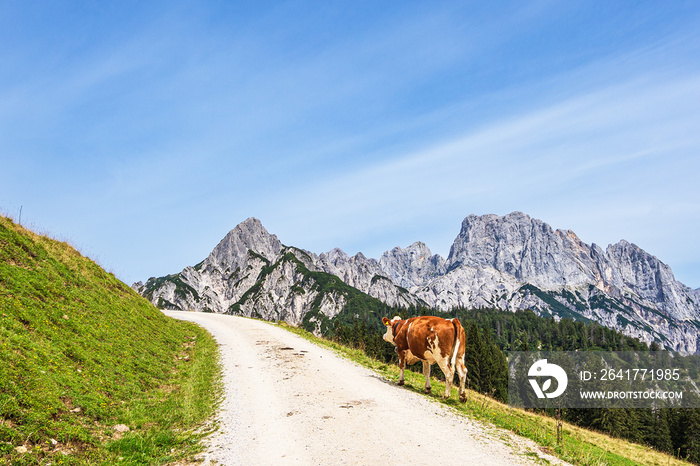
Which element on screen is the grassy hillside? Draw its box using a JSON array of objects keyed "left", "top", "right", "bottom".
[{"left": 0, "top": 216, "right": 220, "bottom": 465}]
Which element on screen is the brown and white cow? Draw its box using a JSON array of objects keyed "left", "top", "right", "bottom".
[{"left": 382, "top": 315, "right": 467, "bottom": 403}]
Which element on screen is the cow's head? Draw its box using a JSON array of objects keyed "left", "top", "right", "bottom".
[{"left": 382, "top": 316, "right": 401, "bottom": 345}]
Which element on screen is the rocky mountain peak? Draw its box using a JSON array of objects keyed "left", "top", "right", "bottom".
[
  {"left": 319, "top": 247, "right": 350, "bottom": 264},
  {"left": 379, "top": 241, "right": 446, "bottom": 291},
  {"left": 206, "top": 217, "right": 282, "bottom": 271},
  {"left": 604, "top": 239, "right": 690, "bottom": 313},
  {"left": 448, "top": 212, "right": 586, "bottom": 287},
  {"left": 405, "top": 241, "right": 431, "bottom": 256}
]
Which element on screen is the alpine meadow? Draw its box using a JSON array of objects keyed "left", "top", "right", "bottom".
[{"left": 0, "top": 215, "right": 221, "bottom": 465}]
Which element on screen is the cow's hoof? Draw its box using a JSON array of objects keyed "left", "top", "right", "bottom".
[
  {"left": 424, "top": 387, "right": 431, "bottom": 394},
  {"left": 459, "top": 394, "right": 467, "bottom": 403},
  {"left": 397, "top": 380, "right": 404, "bottom": 386}
]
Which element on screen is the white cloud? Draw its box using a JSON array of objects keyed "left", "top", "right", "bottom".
[{"left": 260, "top": 67, "right": 700, "bottom": 287}]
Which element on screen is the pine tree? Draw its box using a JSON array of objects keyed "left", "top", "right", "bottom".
[
  {"left": 683, "top": 408, "right": 700, "bottom": 463},
  {"left": 464, "top": 321, "right": 484, "bottom": 392},
  {"left": 648, "top": 408, "right": 673, "bottom": 454}
]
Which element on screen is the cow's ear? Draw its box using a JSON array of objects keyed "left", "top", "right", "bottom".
[{"left": 382, "top": 317, "right": 392, "bottom": 326}]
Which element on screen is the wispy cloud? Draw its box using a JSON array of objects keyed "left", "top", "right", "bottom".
[{"left": 266, "top": 58, "right": 700, "bottom": 272}]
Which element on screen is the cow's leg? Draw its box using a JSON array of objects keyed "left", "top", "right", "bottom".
[
  {"left": 455, "top": 355, "right": 468, "bottom": 403},
  {"left": 397, "top": 351, "right": 406, "bottom": 386},
  {"left": 422, "top": 361, "right": 432, "bottom": 393},
  {"left": 436, "top": 358, "right": 455, "bottom": 399}
]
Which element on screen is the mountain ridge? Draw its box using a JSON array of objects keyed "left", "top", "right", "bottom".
[{"left": 134, "top": 213, "right": 700, "bottom": 353}]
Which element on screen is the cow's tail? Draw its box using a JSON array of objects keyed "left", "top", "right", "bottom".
[
  {"left": 450, "top": 318, "right": 466, "bottom": 370},
  {"left": 451, "top": 318, "right": 468, "bottom": 403}
]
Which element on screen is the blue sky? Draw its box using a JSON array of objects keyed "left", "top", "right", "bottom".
[{"left": 2, "top": 1, "right": 700, "bottom": 288}]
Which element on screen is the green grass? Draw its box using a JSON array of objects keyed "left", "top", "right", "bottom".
[
  {"left": 278, "top": 322, "right": 691, "bottom": 466},
  {"left": 0, "top": 216, "right": 221, "bottom": 465}
]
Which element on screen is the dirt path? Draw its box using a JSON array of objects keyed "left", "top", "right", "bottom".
[{"left": 165, "top": 311, "right": 567, "bottom": 465}]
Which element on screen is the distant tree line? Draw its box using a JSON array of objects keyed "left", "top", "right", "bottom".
[{"left": 324, "top": 303, "right": 700, "bottom": 463}]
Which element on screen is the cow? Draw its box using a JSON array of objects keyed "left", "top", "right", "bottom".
[{"left": 382, "top": 315, "right": 467, "bottom": 403}]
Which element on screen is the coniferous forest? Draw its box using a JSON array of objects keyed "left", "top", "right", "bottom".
[{"left": 326, "top": 305, "right": 700, "bottom": 464}]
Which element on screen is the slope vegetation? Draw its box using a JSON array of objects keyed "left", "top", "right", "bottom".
[{"left": 0, "top": 216, "right": 220, "bottom": 465}]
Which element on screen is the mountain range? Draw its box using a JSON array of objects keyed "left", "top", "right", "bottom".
[{"left": 133, "top": 212, "right": 700, "bottom": 353}]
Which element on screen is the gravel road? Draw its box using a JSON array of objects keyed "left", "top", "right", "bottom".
[{"left": 164, "top": 311, "right": 567, "bottom": 465}]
